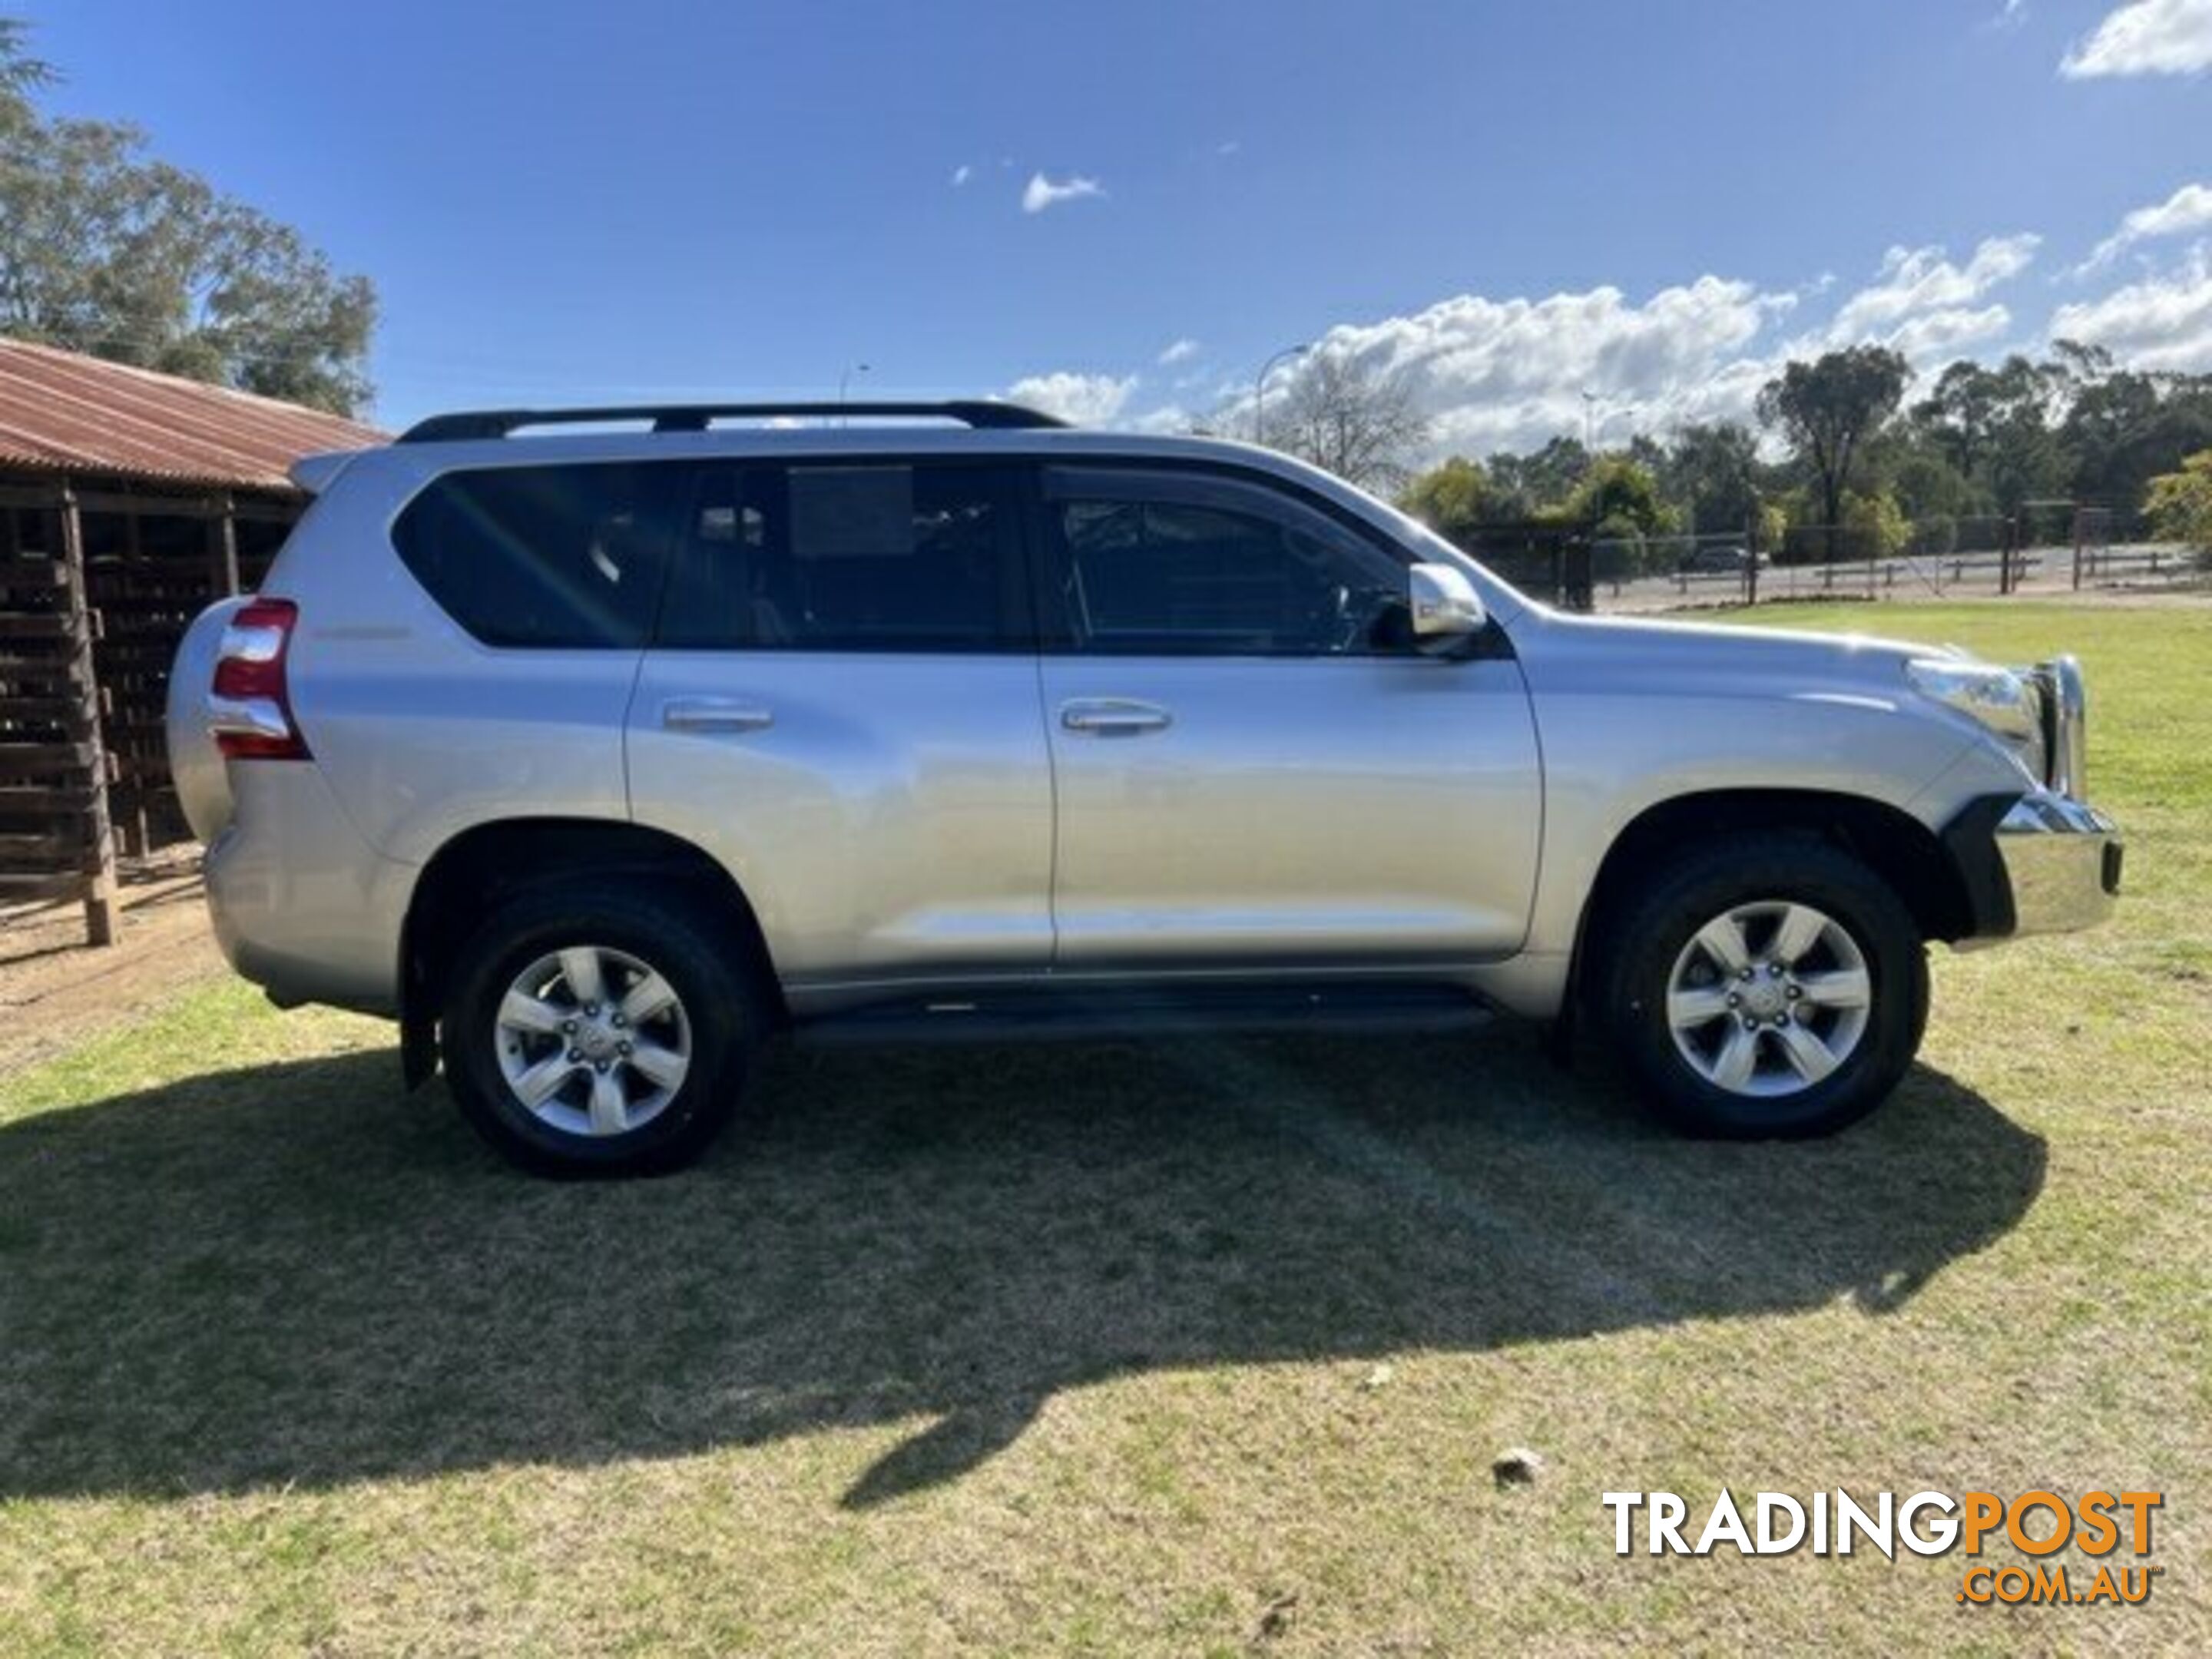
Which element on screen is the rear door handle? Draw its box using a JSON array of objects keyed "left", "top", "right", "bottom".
[
  {"left": 1059, "top": 698, "right": 1173, "bottom": 736},
  {"left": 661, "top": 697, "right": 773, "bottom": 734}
]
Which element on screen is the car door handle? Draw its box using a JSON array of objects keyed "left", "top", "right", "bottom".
[
  {"left": 661, "top": 697, "right": 774, "bottom": 733},
  {"left": 1059, "top": 698, "right": 1173, "bottom": 736}
]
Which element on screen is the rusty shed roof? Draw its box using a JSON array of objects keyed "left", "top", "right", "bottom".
[{"left": 0, "top": 336, "right": 386, "bottom": 494}]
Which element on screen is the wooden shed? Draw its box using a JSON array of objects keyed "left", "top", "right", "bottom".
[{"left": 0, "top": 339, "right": 382, "bottom": 944}]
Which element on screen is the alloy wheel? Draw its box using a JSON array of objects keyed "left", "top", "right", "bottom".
[
  {"left": 1664, "top": 900, "right": 1873, "bottom": 1099},
  {"left": 493, "top": 945, "right": 693, "bottom": 1137}
]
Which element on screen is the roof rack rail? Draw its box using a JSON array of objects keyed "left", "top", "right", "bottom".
[{"left": 396, "top": 399, "right": 1070, "bottom": 444}]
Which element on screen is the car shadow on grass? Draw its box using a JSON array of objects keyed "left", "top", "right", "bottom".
[{"left": 0, "top": 1023, "right": 2044, "bottom": 1507}]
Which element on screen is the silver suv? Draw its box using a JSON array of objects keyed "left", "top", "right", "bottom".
[{"left": 167, "top": 400, "right": 2121, "bottom": 1174}]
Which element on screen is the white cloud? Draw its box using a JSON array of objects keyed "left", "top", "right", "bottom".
[
  {"left": 1821, "top": 235, "right": 2039, "bottom": 342},
  {"left": 2078, "top": 181, "right": 2212, "bottom": 272},
  {"left": 1021, "top": 171, "right": 1104, "bottom": 214},
  {"left": 1006, "top": 370, "right": 1138, "bottom": 424},
  {"left": 2050, "top": 243, "right": 2212, "bottom": 369},
  {"left": 1095, "top": 217, "right": 2212, "bottom": 460},
  {"left": 950, "top": 164, "right": 973, "bottom": 187},
  {"left": 2061, "top": 0, "right": 2212, "bottom": 75},
  {"left": 1881, "top": 304, "right": 2014, "bottom": 363},
  {"left": 1216, "top": 139, "right": 1242, "bottom": 157},
  {"left": 1232, "top": 276, "right": 1790, "bottom": 459},
  {"left": 1124, "top": 404, "right": 1198, "bottom": 435},
  {"left": 1157, "top": 338, "right": 1201, "bottom": 366},
  {"left": 1155, "top": 232, "right": 2039, "bottom": 459}
]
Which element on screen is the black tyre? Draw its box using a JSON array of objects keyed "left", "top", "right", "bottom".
[
  {"left": 440, "top": 881, "right": 761, "bottom": 1176},
  {"left": 1597, "top": 835, "right": 1927, "bottom": 1137}
]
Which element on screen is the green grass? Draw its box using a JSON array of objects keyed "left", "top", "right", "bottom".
[{"left": 2, "top": 598, "right": 2208, "bottom": 1655}]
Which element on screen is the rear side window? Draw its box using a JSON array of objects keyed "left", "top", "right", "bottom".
[
  {"left": 392, "top": 464, "right": 677, "bottom": 648},
  {"left": 656, "top": 462, "right": 1026, "bottom": 651}
]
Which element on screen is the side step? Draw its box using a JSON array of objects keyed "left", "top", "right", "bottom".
[{"left": 791, "top": 982, "right": 1492, "bottom": 1048}]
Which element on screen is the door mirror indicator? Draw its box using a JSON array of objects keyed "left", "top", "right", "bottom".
[{"left": 1408, "top": 563, "right": 1487, "bottom": 643}]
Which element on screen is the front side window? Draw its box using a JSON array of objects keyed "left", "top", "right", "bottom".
[
  {"left": 391, "top": 463, "right": 677, "bottom": 648},
  {"left": 1041, "top": 467, "right": 1406, "bottom": 655},
  {"left": 656, "top": 462, "right": 1024, "bottom": 651}
]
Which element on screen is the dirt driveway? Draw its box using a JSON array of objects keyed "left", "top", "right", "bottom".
[{"left": 0, "top": 847, "right": 227, "bottom": 1073}]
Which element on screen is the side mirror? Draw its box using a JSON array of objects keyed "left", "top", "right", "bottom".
[{"left": 1408, "top": 562, "right": 1487, "bottom": 643}]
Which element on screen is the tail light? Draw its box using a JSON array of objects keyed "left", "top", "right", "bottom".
[{"left": 209, "top": 598, "right": 310, "bottom": 760}]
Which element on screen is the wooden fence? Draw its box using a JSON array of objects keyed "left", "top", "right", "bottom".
[{"left": 1, "top": 476, "right": 298, "bottom": 945}]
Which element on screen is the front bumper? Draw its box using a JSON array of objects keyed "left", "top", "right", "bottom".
[
  {"left": 1936, "top": 654, "right": 2118, "bottom": 945},
  {"left": 1995, "top": 790, "right": 2122, "bottom": 936},
  {"left": 1944, "top": 787, "right": 2122, "bottom": 943}
]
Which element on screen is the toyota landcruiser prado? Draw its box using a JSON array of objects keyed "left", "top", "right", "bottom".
[{"left": 166, "top": 401, "right": 2121, "bottom": 1174}]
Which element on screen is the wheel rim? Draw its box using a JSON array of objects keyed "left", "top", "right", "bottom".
[
  {"left": 1665, "top": 900, "right": 1872, "bottom": 1101},
  {"left": 493, "top": 945, "right": 692, "bottom": 1137}
]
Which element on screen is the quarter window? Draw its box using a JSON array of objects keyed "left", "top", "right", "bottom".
[{"left": 392, "top": 463, "right": 676, "bottom": 648}]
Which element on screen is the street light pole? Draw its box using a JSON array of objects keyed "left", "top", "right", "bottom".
[
  {"left": 1580, "top": 392, "right": 1637, "bottom": 452},
  {"left": 1253, "top": 342, "right": 1310, "bottom": 445},
  {"left": 838, "top": 362, "right": 871, "bottom": 426}
]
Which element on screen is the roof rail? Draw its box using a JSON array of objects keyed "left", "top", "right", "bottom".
[{"left": 396, "top": 399, "right": 1071, "bottom": 443}]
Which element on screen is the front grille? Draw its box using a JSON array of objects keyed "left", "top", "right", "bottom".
[
  {"left": 2030, "top": 667, "right": 2059, "bottom": 790},
  {"left": 2028, "top": 656, "right": 2088, "bottom": 799}
]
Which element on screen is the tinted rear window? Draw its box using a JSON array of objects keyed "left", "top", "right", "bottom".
[
  {"left": 392, "top": 463, "right": 676, "bottom": 647},
  {"left": 655, "top": 462, "right": 1026, "bottom": 651}
]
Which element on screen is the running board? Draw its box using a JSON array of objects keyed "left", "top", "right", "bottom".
[{"left": 790, "top": 982, "right": 1492, "bottom": 1048}]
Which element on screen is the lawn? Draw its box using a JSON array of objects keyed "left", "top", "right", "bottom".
[{"left": 2, "top": 598, "right": 2207, "bottom": 1655}]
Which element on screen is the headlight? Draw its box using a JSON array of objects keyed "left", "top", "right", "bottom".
[{"left": 1906, "top": 658, "right": 2047, "bottom": 779}]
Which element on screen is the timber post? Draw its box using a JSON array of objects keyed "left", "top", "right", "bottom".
[{"left": 56, "top": 483, "right": 118, "bottom": 945}]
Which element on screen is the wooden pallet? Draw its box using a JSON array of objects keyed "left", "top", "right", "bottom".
[
  {"left": 0, "top": 485, "right": 116, "bottom": 942},
  {"left": 2, "top": 480, "right": 305, "bottom": 938}
]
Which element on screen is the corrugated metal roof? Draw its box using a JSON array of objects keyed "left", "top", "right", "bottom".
[{"left": 0, "top": 336, "right": 385, "bottom": 493}]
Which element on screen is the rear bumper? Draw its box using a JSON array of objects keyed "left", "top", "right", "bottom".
[
  {"left": 1944, "top": 788, "right": 2122, "bottom": 944},
  {"left": 204, "top": 762, "right": 412, "bottom": 1016}
]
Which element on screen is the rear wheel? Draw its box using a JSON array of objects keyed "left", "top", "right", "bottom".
[
  {"left": 441, "top": 882, "right": 760, "bottom": 1176},
  {"left": 1598, "top": 836, "right": 1927, "bottom": 1137}
]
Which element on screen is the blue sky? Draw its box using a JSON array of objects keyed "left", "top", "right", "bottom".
[{"left": 32, "top": 0, "right": 2212, "bottom": 452}]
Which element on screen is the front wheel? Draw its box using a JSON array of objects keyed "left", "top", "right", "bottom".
[
  {"left": 440, "top": 882, "right": 760, "bottom": 1176},
  {"left": 1598, "top": 836, "right": 1928, "bottom": 1137}
]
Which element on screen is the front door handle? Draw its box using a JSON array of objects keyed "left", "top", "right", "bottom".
[
  {"left": 662, "top": 697, "right": 774, "bottom": 734},
  {"left": 1059, "top": 698, "right": 1173, "bottom": 737}
]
